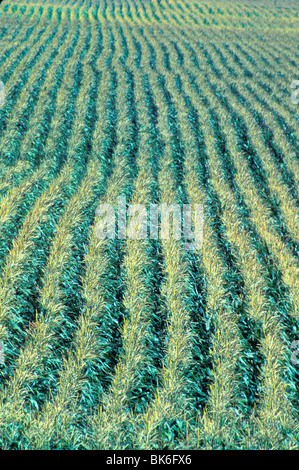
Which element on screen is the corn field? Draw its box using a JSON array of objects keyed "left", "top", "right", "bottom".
[{"left": 0, "top": 0, "right": 298, "bottom": 450}]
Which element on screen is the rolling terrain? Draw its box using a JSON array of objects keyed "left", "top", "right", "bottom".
[{"left": 0, "top": 0, "right": 298, "bottom": 450}]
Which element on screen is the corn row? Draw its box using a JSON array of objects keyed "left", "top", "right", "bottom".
[
  {"left": 189, "top": 35, "right": 299, "bottom": 230},
  {"left": 0, "top": 7, "right": 98, "bottom": 346},
  {"left": 172, "top": 27, "right": 299, "bottom": 195},
  {"left": 0, "top": 160, "right": 31, "bottom": 195},
  {"left": 24, "top": 126, "right": 129, "bottom": 449},
  {"left": 152, "top": 29, "right": 298, "bottom": 447},
  {"left": 23, "top": 30, "right": 139, "bottom": 447},
  {"left": 143, "top": 28, "right": 249, "bottom": 448},
  {"left": 127, "top": 52, "right": 199, "bottom": 450},
  {"left": 0, "top": 156, "right": 104, "bottom": 447},
  {"left": 0, "top": 4, "right": 39, "bottom": 60},
  {"left": 222, "top": 88, "right": 299, "bottom": 239},
  {"left": 0, "top": 162, "right": 73, "bottom": 345},
  {"left": 162, "top": 29, "right": 299, "bottom": 314},
  {"left": 207, "top": 31, "right": 299, "bottom": 143},
  {"left": 17, "top": 13, "right": 81, "bottom": 166},
  {"left": 0, "top": 5, "right": 57, "bottom": 91},
  {"left": 171, "top": 31, "right": 299, "bottom": 310},
  {"left": 0, "top": 4, "right": 46, "bottom": 69},
  {"left": 204, "top": 78, "right": 299, "bottom": 318},
  {"left": 84, "top": 26, "right": 163, "bottom": 449},
  {"left": 0, "top": 13, "right": 91, "bottom": 269},
  {"left": 173, "top": 58, "right": 299, "bottom": 447},
  {"left": 0, "top": 160, "right": 52, "bottom": 234},
  {"left": 225, "top": 30, "right": 299, "bottom": 109},
  {"left": 0, "top": 9, "right": 65, "bottom": 167}
]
